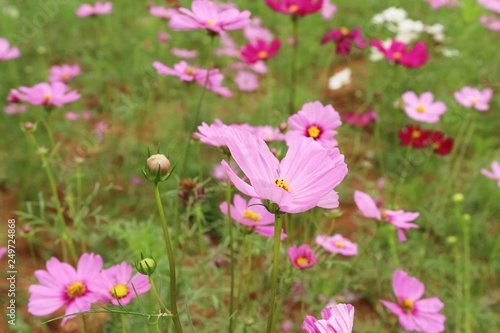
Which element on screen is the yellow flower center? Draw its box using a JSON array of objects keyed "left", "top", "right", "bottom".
[
  {"left": 243, "top": 210, "right": 261, "bottom": 221},
  {"left": 206, "top": 19, "right": 217, "bottom": 25},
  {"left": 335, "top": 242, "right": 345, "bottom": 248},
  {"left": 416, "top": 105, "right": 425, "bottom": 113},
  {"left": 43, "top": 94, "right": 52, "bottom": 102},
  {"left": 61, "top": 72, "right": 70, "bottom": 80},
  {"left": 471, "top": 97, "right": 478, "bottom": 105},
  {"left": 274, "top": 178, "right": 290, "bottom": 191},
  {"left": 411, "top": 130, "right": 421, "bottom": 139},
  {"left": 296, "top": 257, "right": 310, "bottom": 267},
  {"left": 110, "top": 284, "right": 129, "bottom": 299},
  {"left": 400, "top": 299, "right": 414, "bottom": 313},
  {"left": 393, "top": 52, "right": 402, "bottom": 59},
  {"left": 307, "top": 125, "right": 321, "bottom": 139},
  {"left": 289, "top": 5, "right": 299, "bottom": 13},
  {"left": 258, "top": 50, "right": 269, "bottom": 59},
  {"left": 67, "top": 282, "right": 86, "bottom": 298},
  {"left": 340, "top": 27, "right": 349, "bottom": 35},
  {"left": 184, "top": 66, "right": 197, "bottom": 75}
]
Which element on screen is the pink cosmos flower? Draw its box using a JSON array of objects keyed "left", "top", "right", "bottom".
[
  {"left": 286, "top": 101, "right": 342, "bottom": 149},
  {"left": 28, "top": 253, "right": 103, "bottom": 325},
  {"left": 48, "top": 64, "right": 81, "bottom": 82},
  {"left": 321, "top": 27, "right": 366, "bottom": 55},
  {"left": 252, "top": 125, "right": 285, "bottom": 142},
  {"left": 157, "top": 32, "right": 170, "bottom": 43},
  {"left": 4, "top": 104, "right": 27, "bottom": 115},
  {"left": 241, "top": 38, "right": 281, "bottom": 64},
  {"left": 402, "top": 91, "right": 447, "bottom": 123},
  {"left": 303, "top": 303, "right": 355, "bottom": 333},
  {"left": 235, "top": 71, "right": 259, "bottom": 91},
  {"left": 215, "top": 34, "right": 240, "bottom": 57},
  {"left": 153, "top": 61, "right": 199, "bottom": 81},
  {"left": 7, "top": 89, "right": 23, "bottom": 103},
  {"left": 222, "top": 128, "right": 348, "bottom": 214},
  {"left": 454, "top": 86, "right": 493, "bottom": 111},
  {"left": 93, "top": 262, "right": 150, "bottom": 306},
  {"left": 480, "top": 15, "right": 500, "bottom": 31},
  {"left": 220, "top": 194, "right": 286, "bottom": 239},
  {"left": 425, "top": 0, "right": 458, "bottom": 10},
  {"left": 169, "top": 0, "right": 251, "bottom": 34},
  {"left": 264, "top": 0, "right": 324, "bottom": 17},
  {"left": 197, "top": 69, "right": 233, "bottom": 97},
  {"left": 244, "top": 17, "right": 274, "bottom": 43},
  {"left": 316, "top": 234, "right": 358, "bottom": 256},
  {"left": 354, "top": 191, "right": 419, "bottom": 242},
  {"left": 381, "top": 270, "right": 446, "bottom": 333},
  {"left": 481, "top": 161, "right": 500, "bottom": 187},
  {"left": 76, "top": 2, "right": 113, "bottom": 17},
  {"left": 343, "top": 110, "right": 377, "bottom": 127},
  {"left": 0, "top": 247, "right": 6, "bottom": 260},
  {"left": 370, "top": 39, "right": 429, "bottom": 68},
  {"left": 478, "top": 0, "right": 500, "bottom": 13},
  {"left": 321, "top": 0, "right": 337, "bottom": 20},
  {"left": 287, "top": 244, "right": 317, "bottom": 269},
  {"left": 0, "top": 38, "right": 20, "bottom": 61},
  {"left": 17, "top": 82, "right": 80, "bottom": 107},
  {"left": 65, "top": 111, "right": 80, "bottom": 121},
  {"left": 196, "top": 118, "right": 230, "bottom": 147},
  {"left": 149, "top": 5, "right": 178, "bottom": 19},
  {"left": 171, "top": 47, "right": 198, "bottom": 59}
]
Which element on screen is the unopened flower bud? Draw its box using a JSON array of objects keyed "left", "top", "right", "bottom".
[
  {"left": 278, "top": 122, "right": 288, "bottom": 132},
  {"left": 136, "top": 257, "right": 157, "bottom": 276},
  {"left": 147, "top": 154, "right": 171, "bottom": 175},
  {"left": 446, "top": 235, "right": 457, "bottom": 244},
  {"left": 23, "top": 122, "right": 34, "bottom": 131},
  {"left": 452, "top": 193, "right": 464, "bottom": 202}
]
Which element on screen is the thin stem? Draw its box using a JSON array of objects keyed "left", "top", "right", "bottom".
[
  {"left": 462, "top": 215, "right": 471, "bottom": 333},
  {"left": 154, "top": 184, "right": 183, "bottom": 333},
  {"left": 226, "top": 168, "right": 235, "bottom": 333},
  {"left": 388, "top": 227, "right": 400, "bottom": 268},
  {"left": 288, "top": 17, "right": 299, "bottom": 116},
  {"left": 121, "top": 313, "right": 127, "bottom": 333},
  {"left": 265, "top": 214, "right": 283, "bottom": 333},
  {"left": 39, "top": 115, "right": 56, "bottom": 150},
  {"left": 149, "top": 276, "right": 169, "bottom": 313}
]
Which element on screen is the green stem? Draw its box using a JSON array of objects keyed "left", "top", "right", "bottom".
[
  {"left": 453, "top": 241, "right": 462, "bottom": 333},
  {"left": 121, "top": 313, "right": 127, "bottom": 333},
  {"left": 388, "top": 226, "right": 400, "bottom": 268},
  {"left": 154, "top": 184, "right": 183, "bottom": 333},
  {"left": 226, "top": 171, "right": 235, "bottom": 333},
  {"left": 462, "top": 215, "right": 471, "bottom": 333},
  {"left": 265, "top": 214, "right": 283, "bottom": 333},
  {"left": 149, "top": 276, "right": 169, "bottom": 313},
  {"left": 39, "top": 115, "right": 56, "bottom": 150},
  {"left": 288, "top": 17, "right": 299, "bottom": 116}
]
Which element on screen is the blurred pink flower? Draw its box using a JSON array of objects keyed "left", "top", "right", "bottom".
[
  {"left": 281, "top": 319, "right": 294, "bottom": 331},
  {"left": 402, "top": 91, "right": 447, "bottom": 123},
  {"left": 234, "top": 71, "right": 259, "bottom": 91},
  {"left": 480, "top": 15, "right": 500, "bottom": 30},
  {"left": 321, "top": 0, "right": 337, "bottom": 20},
  {"left": 343, "top": 110, "right": 377, "bottom": 127},
  {"left": 220, "top": 194, "right": 286, "bottom": 239},
  {"left": 265, "top": 0, "right": 324, "bottom": 16},
  {"left": 196, "top": 118, "right": 230, "bottom": 147},
  {"left": 129, "top": 176, "right": 144, "bottom": 185},
  {"left": 252, "top": 125, "right": 285, "bottom": 142},
  {"left": 196, "top": 68, "right": 233, "bottom": 97},
  {"left": 81, "top": 111, "right": 92, "bottom": 120},
  {"left": 222, "top": 128, "right": 348, "bottom": 214},
  {"left": 303, "top": 303, "right": 355, "bottom": 333},
  {"left": 7, "top": 89, "right": 23, "bottom": 103},
  {"left": 316, "top": 234, "right": 358, "bottom": 256},
  {"left": 0, "top": 38, "right": 20, "bottom": 61},
  {"left": 454, "top": 86, "right": 493, "bottom": 111},
  {"left": 286, "top": 244, "right": 317, "bottom": 269},
  {"left": 94, "top": 120, "right": 108, "bottom": 141},
  {"left": 425, "top": 0, "right": 458, "bottom": 10},
  {"left": 321, "top": 27, "right": 366, "bottom": 55},
  {"left": 286, "top": 101, "right": 342, "bottom": 149},
  {"left": 215, "top": 34, "right": 240, "bottom": 57},
  {"left": 17, "top": 82, "right": 80, "bottom": 107},
  {"left": 4, "top": 104, "right": 27, "bottom": 115},
  {"left": 244, "top": 17, "right": 274, "bottom": 42},
  {"left": 48, "top": 64, "right": 80, "bottom": 82},
  {"left": 354, "top": 190, "right": 419, "bottom": 242},
  {"left": 28, "top": 253, "right": 103, "bottom": 326},
  {"left": 0, "top": 247, "right": 7, "bottom": 260},
  {"left": 76, "top": 2, "right": 113, "bottom": 17},
  {"left": 381, "top": 270, "right": 446, "bottom": 333},
  {"left": 171, "top": 47, "right": 198, "bottom": 59},
  {"left": 153, "top": 60, "right": 199, "bottom": 81},
  {"left": 149, "top": 5, "right": 178, "bottom": 19},
  {"left": 93, "top": 262, "right": 150, "bottom": 306},
  {"left": 65, "top": 111, "right": 80, "bottom": 121},
  {"left": 481, "top": 161, "right": 500, "bottom": 187},
  {"left": 478, "top": 0, "right": 500, "bottom": 13},
  {"left": 169, "top": 0, "right": 251, "bottom": 34},
  {"left": 370, "top": 39, "right": 429, "bottom": 68},
  {"left": 241, "top": 38, "right": 281, "bottom": 64}
]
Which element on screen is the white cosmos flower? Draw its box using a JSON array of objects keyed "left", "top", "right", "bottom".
[{"left": 328, "top": 68, "right": 351, "bottom": 90}]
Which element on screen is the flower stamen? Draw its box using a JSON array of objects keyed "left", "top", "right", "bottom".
[
  {"left": 243, "top": 210, "right": 261, "bottom": 221},
  {"left": 274, "top": 178, "right": 290, "bottom": 191},
  {"left": 67, "top": 282, "right": 86, "bottom": 298},
  {"left": 110, "top": 284, "right": 129, "bottom": 299}
]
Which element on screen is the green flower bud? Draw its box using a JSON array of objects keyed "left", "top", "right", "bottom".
[
  {"left": 136, "top": 256, "right": 157, "bottom": 276},
  {"left": 147, "top": 154, "right": 171, "bottom": 175}
]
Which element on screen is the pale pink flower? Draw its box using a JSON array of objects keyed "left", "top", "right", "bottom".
[
  {"left": 4, "top": 104, "right": 27, "bottom": 115},
  {"left": 381, "top": 270, "right": 446, "bottom": 333},
  {"left": 215, "top": 34, "right": 240, "bottom": 57},
  {"left": 48, "top": 64, "right": 80, "bottom": 82},
  {"left": 252, "top": 125, "right": 285, "bottom": 142},
  {"left": 220, "top": 194, "right": 286, "bottom": 239},
  {"left": 343, "top": 110, "right": 377, "bottom": 127},
  {"left": 234, "top": 71, "right": 259, "bottom": 91},
  {"left": 244, "top": 17, "right": 274, "bottom": 43},
  {"left": 478, "top": 0, "right": 500, "bottom": 13},
  {"left": 76, "top": 2, "right": 113, "bottom": 17},
  {"left": 286, "top": 244, "right": 317, "bottom": 269},
  {"left": 316, "top": 234, "right": 358, "bottom": 256},
  {"left": 425, "top": 0, "right": 458, "bottom": 10},
  {"left": 321, "top": 0, "right": 337, "bottom": 20},
  {"left": 402, "top": 91, "right": 447, "bottom": 123},
  {"left": 94, "top": 120, "right": 108, "bottom": 141},
  {"left": 28, "top": 253, "right": 103, "bottom": 325},
  {"left": 169, "top": 0, "right": 251, "bottom": 34},
  {"left": 171, "top": 47, "right": 198, "bottom": 59},
  {"left": 65, "top": 111, "right": 79, "bottom": 121},
  {"left": 17, "top": 82, "right": 80, "bottom": 107},
  {"left": 222, "top": 128, "right": 348, "bottom": 214},
  {"left": 481, "top": 161, "right": 500, "bottom": 187},
  {"left": 0, "top": 247, "right": 6, "bottom": 260},
  {"left": 93, "top": 262, "right": 150, "bottom": 306},
  {"left": 354, "top": 190, "right": 419, "bottom": 242},
  {"left": 454, "top": 86, "right": 493, "bottom": 111},
  {"left": 286, "top": 101, "right": 342, "bottom": 149},
  {"left": 281, "top": 319, "right": 294, "bottom": 331},
  {"left": 157, "top": 31, "right": 170, "bottom": 43},
  {"left": 303, "top": 303, "right": 355, "bottom": 333},
  {"left": 480, "top": 15, "right": 500, "bottom": 30},
  {"left": 81, "top": 111, "right": 92, "bottom": 120},
  {"left": 196, "top": 118, "right": 230, "bottom": 147},
  {"left": 196, "top": 69, "right": 233, "bottom": 97},
  {"left": 153, "top": 61, "right": 199, "bottom": 81},
  {"left": 149, "top": 5, "right": 178, "bottom": 19},
  {"left": 0, "top": 38, "right": 20, "bottom": 61}
]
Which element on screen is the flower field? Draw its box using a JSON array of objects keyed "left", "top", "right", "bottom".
[{"left": 1, "top": 0, "right": 499, "bottom": 332}]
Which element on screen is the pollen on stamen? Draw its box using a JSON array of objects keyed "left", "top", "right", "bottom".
[
  {"left": 258, "top": 51, "right": 269, "bottom": 59},
  {"left": 110, "top": 284, "right": 129, "bottom": 299},
  {"left": 296, "top": 257, "right": 310, "bottom": 267},
  {"left": 274, "top": 178, "right": 290, "bottom": 191},
  {"left": 67, "top": 281, "right": 86, "bottom": 298},
  {"left": 400, "top": 299, "right": 414, "bottom": 313},
  {"left": 307, "top": 125, "right": 321, "bottom": 139},
  {"left": 393, "top": 52, "right": 402, "bottom": 60},
  {"left": 289, "top": 5, "right": 299, "bottom": 13},
  {"left": 416, "top": 105, "right": 425, "bottom": 113},
  {"left": 206, "top": 19, "right": 217, "bottom": 25},
  {"left": 340, "top": 27, "right": 349, "bottom": 35},
  {"left": 334, "top": 241, "right": 345, "bottom": 248},
  {"left": 243, "top": 209, "right": 261, "bottom": 221}
]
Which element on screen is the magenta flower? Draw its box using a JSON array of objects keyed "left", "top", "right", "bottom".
[
  {"left": 222, "top": 128, "right": 348, "bottom": 214},
  {"left": 481, "top": 161, "right": 500, "bottom": 187},
  {"left": 321, "top": 27, "right": 366, "bottom": 55},
  {"left": 370, "top": 39, "right": 429, "bottom": 68},
  {"left": 343, "top": 110, "right": 377, "bottom": 127},
  {"left": 76, "top": 2, "right": 112, "bottom": 17},
  {"left": 28, "top": 253, "right": 103, "bottom": 325},
  {"left": 287, "top": 244, "right": 317, "bottom": 269},
  {"left": 220, "top": 194, "right": 286, "bottom": 239},
  {"left": 93, "top": 262, "right": 150, "bottom": 306},
  {"left": 402, "top": 91, "right": 447, "bottom": 123},
  {"left": 235, "top": 71, "right": 259, "bottom": 92},
  {"left": 286, "top": 101, "right": 342, "bottom": 149},
  {"left": 321, "top": 0, "right": 337, "bottom": 20},
  {"left": 48, "top": 64, "right": 81, "bottom": 83},
  {"left": 241, "top": 38, "right": 281, "bottom": 64},
  {"left": 169, "top": 0, "right": 251, "bottom": 34},
  {"left": 303, "top": 303, "right": 355, "bottom": 333},
  {"left": 0, "top": 38, "right": 20, "bottom": 61},
  {"left": 153, "top": 61, "right": 199, "bottom": 81},
  {"left": 454, "top": 86, "right": 493, "bottom": 111},
  {"left": 149, "top": 5, "right": 178, "bottom": 19},
  {"left": 354, "top": 190, "right": 419, "bottom": 242},
  {"left": 17, "top": 82, "right": 80, "bottom": 107},
  {"left": 316, "top": 234, "right": 358, "bottom": 256},
  {"left": 264, "top": 0, "right": 324, "bottom": 16},
  {"left": 171, "top": 48, "right": 198, "bottom": 59},
  {"left": 381, "top": 270, "right": 446, "bottom": 333}
]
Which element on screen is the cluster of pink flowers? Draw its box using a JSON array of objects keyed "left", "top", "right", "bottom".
[
  {"left": 478, "top": 0, "right": 500, "bottom": 31},
  {"left": 321, "top": 27, "right": 366, "bottom": 55},
  {"left": 28, "top": 253, "right": 150, "bottom": 326},
  {"left": 370, "top": 39, "right": 429, "bottom": 68},
  {"left": 76, "top": 2, "right": 113, "bottom": 17},
  {"left": 48, "top": 64, "right": 81, "bottom": 82}
]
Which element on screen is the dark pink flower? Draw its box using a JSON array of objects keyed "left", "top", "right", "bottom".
[
  {"left": 343, "top": 110, "right": 377, "bottom": 127},
  {"left": 370, "top": 39, "right": 429, "bottom": 68},
  {"left": 264, "top": 0, "right": 324, "bottom": 16},
  {"left": 241, "top": 38, "right": 281, "bottom": 64},
  {"left": 17, "top": 82, "right": 80, "bottom": 107},
  {"left": 286, "top": 244, "right": 317, "bottom": 269},
  {"left": 321, "top": 27, "right": 366, "bottom": 55}
]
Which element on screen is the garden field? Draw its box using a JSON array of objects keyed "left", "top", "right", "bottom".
[{"left": 0, "top": 0, "right": 499, "bottom": 332}]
